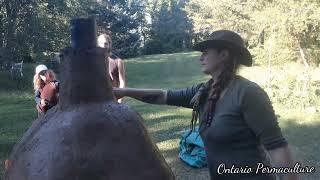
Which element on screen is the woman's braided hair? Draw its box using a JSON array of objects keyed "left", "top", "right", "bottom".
[{"left": 189, "top": 47, "right": 240, "bottom": 135}]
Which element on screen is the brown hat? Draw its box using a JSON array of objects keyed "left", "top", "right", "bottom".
[{"left": 193, "top": 30, "right": 252, "bottom": 66}]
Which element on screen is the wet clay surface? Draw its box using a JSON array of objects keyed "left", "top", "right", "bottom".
[{"left": 4, "top": 48, "right": 174, "bottom": 180}]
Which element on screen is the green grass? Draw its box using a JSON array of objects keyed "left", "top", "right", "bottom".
[{"left": 0, "top": 52, "right": 319, "bottom": 179}]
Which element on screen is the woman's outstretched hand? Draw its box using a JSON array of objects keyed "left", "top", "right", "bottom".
[
  {"left": 112, "top": 87, "right": 167, "bottom": 105},
  {"left": 113, "top": 87, "right": 125, "bottom": 100}
]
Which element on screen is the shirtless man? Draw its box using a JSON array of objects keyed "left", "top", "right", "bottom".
[{"left": 97, "top": 33, "right": 126, "bottom": 103}]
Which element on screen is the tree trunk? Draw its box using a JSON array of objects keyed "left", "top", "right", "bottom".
[
  {"left": 4, "top": 0, "right": 18, "bottom": 62},
  {"left": 299, "top": 43, "right": 309, "bottom": 68}
]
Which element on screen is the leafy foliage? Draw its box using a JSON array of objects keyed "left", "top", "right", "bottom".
[
  {"left": 0, "top": 0, "right": 320, "bottom": 66},
  {"left": 0, "top": 0, "right": 146, "bottom": 64},
  {"left": 185, "top": 0, "right": 320, "bottom": 66},
  {"left": 92, "top": 0, "right": 146, "bottom": 57},
  {"left": 144, "top": 0, "right": 193, "bottom": 54}
]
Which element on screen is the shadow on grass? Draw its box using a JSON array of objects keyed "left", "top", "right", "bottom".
[
  {"left": 281, "top": 119, "right": 320, "bottom": 161},
  {"left": 159, "top": 141, "right": 210, "bottom": 180},
  {"left": 151, "top": 125, "right": 188, "bottom": 143},
  {"left": 144, "top": 114, "right": 189, "bottom": 126},
  {"left": 148, "top": 114, "right": 320, "bottom": 180},
  {"left": 279, "top": 118, "right": 320, "bottom": 180}
]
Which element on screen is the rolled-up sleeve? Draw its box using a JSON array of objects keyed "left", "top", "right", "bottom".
[
  {"left": 241, "top": 85, "right": 287, "bottom": 150},
  {"left": 166, "top": 83, "right": 203, "bottom": 109}
]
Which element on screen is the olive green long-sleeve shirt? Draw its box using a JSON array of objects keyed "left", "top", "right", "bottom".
[{"left": 167, "top": 76, "right": 287, "bottom": 180}]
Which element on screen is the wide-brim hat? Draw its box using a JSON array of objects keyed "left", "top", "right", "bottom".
[{"left": 193, "top": 30, "right": 252, "bottom": 67}]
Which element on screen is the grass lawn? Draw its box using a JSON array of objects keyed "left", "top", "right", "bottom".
[{"left": 0, "top": 52, "right": 319, "bottom": 179}]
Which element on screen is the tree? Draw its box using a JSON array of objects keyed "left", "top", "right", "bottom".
[
  {"left": 0, "top": 0, "right": 84, "bottom": 64},
  {"left": 0, "top": 0, "right": 148, "bottom": 66},
  {"left": 250, "top": 0, "right": 320, "bottom": 66},
  {"left": 185, "top": 0, "right": 320, "bottom": 66},
  {"left": 91, "top": 0, "right": 146, "bottom": 58},
  {"left": 0, "top": 0, "right": 38, "bottom": 63},
  {"left": 144, "top": 0, "right": 193, "bottom": 54}
]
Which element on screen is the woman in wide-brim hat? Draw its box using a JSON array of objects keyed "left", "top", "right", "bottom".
[{"left": 113, "top": 30, "right": 297, "bottom": 180}]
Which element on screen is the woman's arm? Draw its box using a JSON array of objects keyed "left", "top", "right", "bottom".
[
  {"left": 241, "top": 85, "right": 298, "bottom": 180},
  {"left": 117, "top": 59, "right": 126, "bottom": 89},
  {"left": 268, "top": 146, "right": 298, "bottom": 180},
  {"left": 113, "top": 88, "right": 167, "bottom": 105},
  {"left": 117, "top": 59, "right": 125, "bottom": 103},
  {"left": 35, "top": 90, "right": 42, "bottom": 105},
  {"left": 114, "top": 83, "right": 204, "bottom": 108}
]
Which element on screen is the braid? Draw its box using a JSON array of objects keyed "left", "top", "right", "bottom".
[
  {"left": 188, "top": 48, "right": 238, "bottom": 137},
  {"left": 199, "top": 60, "right": 235, "bottom": 133},
  {"left": 189, "top": 79, "right": 213, "bottom": 132},
  {"left": 183, "top": 79, "right": 213, "bottom": 145}
]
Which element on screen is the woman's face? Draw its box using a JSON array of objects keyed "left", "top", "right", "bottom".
[
  {"left": 199, "top": 48, "right": 228, "bottom": 75},
  {"left": 97, "top": 35, "right": 111, "bottom": 54},
  {"left": 39, "top": 70, "right": 51, "bottom": 83},
  {"left": 97, "top": 35, "right": 107, "bottom": 48}
]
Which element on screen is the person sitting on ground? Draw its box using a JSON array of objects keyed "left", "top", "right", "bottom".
[
  {"left": 113, "top": 30, "right": 298, "bottom": 180},
  {"left": 97, "top": 33, "right": 126, "bottom": 103},
  {"left": 33, "top": 64, "right": 59, "bottom": 116}
]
